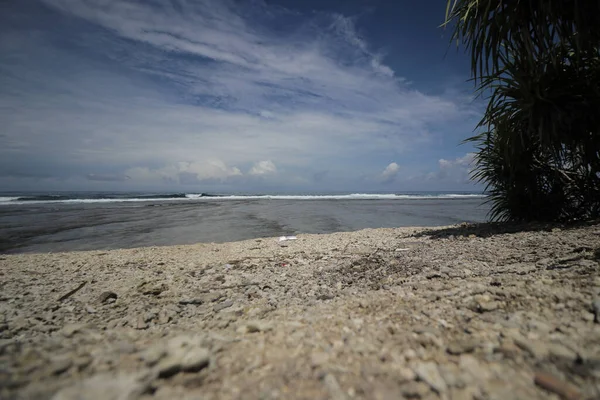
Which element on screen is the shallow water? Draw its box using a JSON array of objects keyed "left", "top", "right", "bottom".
[{"left": 0, "top": 197, "right": 490, "bottom": 253}]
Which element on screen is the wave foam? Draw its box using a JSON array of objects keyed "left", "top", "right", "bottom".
[{"left": 0, "top": 192, "right": 487, "bottom": 205}]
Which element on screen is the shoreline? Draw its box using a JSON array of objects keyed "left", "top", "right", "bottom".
[{"left": 2, "top": 223, "right": 600, "bottom": 399}]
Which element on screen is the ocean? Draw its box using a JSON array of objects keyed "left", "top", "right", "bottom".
[{"left": 0, "top": 192, "right": 490, "bottom": 253}]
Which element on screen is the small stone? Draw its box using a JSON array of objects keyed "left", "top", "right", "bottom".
[
  {"left": 582, "top": 312, "right": 595, "bottom": 322},
  {"left": 97, "top": 291, "right": 117, "bottom": 304},
  {"left": 311, "top": 352, "right": 330, "bottom": 368},
  {"left": 494, "top": 342, "right": 520, "bottom": 359},
  {"left": 157, "top": 310, "right": 171, "bottom": 325},
  {"left": 547, "top": 343, "right": 578, "bottom": 362},
  {"left": 592, "top": 298, "right": 600, "bottom": 323},
  {"left": 527, "top": 319, "right": 553, "bottom": 333},
  {"left": 86, "top": 306, "right": 97, "bottom": 314},
  {"left": 179, "top": 298, "right": 204, "bottom": 305},
  {"left": 400, "top": 381, "right": 431, "bottom": 398},
  {"left": 447, "top": 340, "right": 475, "bottom": 355},
  {"left": 459, "top": 355, "right": 491, "bottom": 383},
  {"left": 180, "top": 348, "right": 210, "bottom": 372},
  {"left": 467, "top": 295, "right": 500, "bottom": 313},
  {"left": 534, "top": 371, "right": 581, "bottom": 400},
  {"left": 157, "top": 355, "right": 183, "bottom": 378},
  {"left": 133, "top": 316, "right": 148, "bottom": 330},
  {"left": 62, "top": 323, "right": 85, "bottom": 338},
  {"left": 404, "top": 349, "right": 418, "bottom": 361},
  {"left": 73, "top": 355, "right": 93, "bottom": 371},
  {"left": 513, "top": 336, "right": 549, "bottom": 360},
  {"left": 141, "top": 345, "right": 167, "bottom": 366},
  {"left": 413, "top": 361, "right": 447, "bottom": 394},
  {"left": 213, "top": 300, "right": 233, "bottom": 312},
  {"left": 245, "top": 320, "right": 273, "bottom": 333},
  {"left": 50, "top": 357, "right": 73, "bottom": 375},
  {"left": 397, "top": 366, "right": 417, "bottom": 382},
  {"left": 137, "top": 282, "right": 167, "bottom": 296},
  {"left": 323, "top": 374, "right": 347, "bottom": 400},
  {"left": 316, "top": 293, "right": 335, "bottom": 300},
  {"left": 438, "top": 364, "right": 464, "bottom": 388},
  {"left": 203, "top": 292, "right": 224, "bottom": 303},
  {"left": 51, "top": 373, "right": 151, "bottom": 400}
]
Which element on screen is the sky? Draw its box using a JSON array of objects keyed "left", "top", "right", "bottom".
[{"left": 0, "top": 0, "right": 484, "bottom": 193}]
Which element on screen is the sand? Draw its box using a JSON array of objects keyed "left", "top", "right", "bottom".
[{"left": 1, "top": 222, "right": 600, "bottom": 399}]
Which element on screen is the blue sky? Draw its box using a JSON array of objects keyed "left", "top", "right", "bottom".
[{"left": 0, "top": 0, "right": 484, "bottom": 193}]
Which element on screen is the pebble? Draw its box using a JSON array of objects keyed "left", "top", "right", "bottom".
[
  {"left": 311, "top": 352, "right": 330, "bottom": 368},
  {"left": 97, "top": 291, "right": 117, "bottom": 304},
  {"left": 412, "top": 361, "right": 447, "bottom": 394},
  {"left": 157, "top": 310, "right": 171, "bottom": 325},
  {"left": 141, "top": 345, "right": 167, "bottom": 366},
  {"left": 592, "top": 298, "right": 600, "bottom": 323},
  {"left": 213, "top": 300, "right": 233, "bottom": 312},
  {"left": 547, "top": 342, "right": 578, "bottom": 362},
  {"left": 133, "top": 316, "right": 148, "bottom": 330},
  {"left": 61, "top": 323, "right": 85, "bottom": 338},
  {"left": 397, "top": 366, "right": 417, "bottom": 382},
  {"left": 323, "top": 374, "right": 347, "bottom": 400},
  {"left": 51, "top": 373, "right": 151, "bottom": 400},
  {"left": 179, "top": 298, "right": 204, "bottom": 305},
  {"left": 534, "top": 371, "right": 581, "bottom": 400},
  {"left": 400, "top": 381, "right": 431, "bottom": 398},
  {"left": 49, "top": 358, "right": 73, "bottom": 375},
  {"left": 512, "top": 336, "right": 549, "bottom": 360},
  {"left": 446, "top": 340, "right": 476, "bottom": 355},
  {"left": 137, "top": 282, "right": 167, "bottom": 296},
  {"left": 180, "top": 347, "right": 210, "bottom": 372},
  {"left": 243, "top": 320, "right": 273, "bottom": 333}
]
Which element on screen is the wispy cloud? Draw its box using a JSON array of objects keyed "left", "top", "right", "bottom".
[{"left": 0, "top": 0, "right": 481, "bottom": 191}]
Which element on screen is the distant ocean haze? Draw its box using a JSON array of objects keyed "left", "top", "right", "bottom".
[{"left": 0, "top": 191, "right": 490, "bottom": 253}]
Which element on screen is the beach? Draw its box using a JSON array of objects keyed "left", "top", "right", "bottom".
[{"left": 2, "top": 222, "right": 600, "bottom": 399}]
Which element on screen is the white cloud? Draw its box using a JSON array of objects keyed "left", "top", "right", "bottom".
[
  {"left": 381, "top": 162, "right": 400, "bottom": 183},
  {"left": 0, "top": 0, "right": 481, "bottom": 190},
  {"left": 250, "top": 160, "right": 277, "bottom": 176},
  {"left": 125, "top": 159, "right": 242, "bottom": 184},
  {"left": 429, "top": 153, "right": 476, "bottom": 183}
]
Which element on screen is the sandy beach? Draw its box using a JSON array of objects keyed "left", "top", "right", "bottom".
[{"left": 2, "top": 222, "right": 600, "bottom": 399}]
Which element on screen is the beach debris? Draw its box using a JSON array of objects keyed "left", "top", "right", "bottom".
[
  {"left": 57, "top": 281, "right": 87, "bottom": 302},
  {"left": 534, "top": 371, "right": 581, "bottom": 400},
  {"left": 278, "top": 236, "right": 297, "bottom": 242},
  {"left": 97, "top": 291, "right": 117, "bottom": 304}
]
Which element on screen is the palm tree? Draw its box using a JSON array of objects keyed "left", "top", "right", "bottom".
[{"left": 444, "top": 0, "right": 600, "bottom": 221}]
